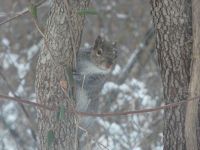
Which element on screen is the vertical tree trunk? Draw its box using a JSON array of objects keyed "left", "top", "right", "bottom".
[
  {"left": 185, "top": 0, "right": 200, "bottom": 149},
  {"left": 35, "top": 0, "right": 89, "bottom": 149},
  {"left": 150, "top": 0, "right": 192, "bottom": 149}
]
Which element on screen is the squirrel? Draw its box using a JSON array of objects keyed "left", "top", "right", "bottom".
[
  {"left": 75, "top": 36, "right": 117, "bottom": 113},
  {"left": 75, "top": 36, "right": 117, "bottom": 150}
]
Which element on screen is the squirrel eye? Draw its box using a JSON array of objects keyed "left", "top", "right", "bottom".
[{"left": 96, "top": 49, "right": 103, "bottom": 56}]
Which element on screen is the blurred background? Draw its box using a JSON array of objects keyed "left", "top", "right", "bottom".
[{"left": 0, "top": 0, "right": 163, "bottom": 149}]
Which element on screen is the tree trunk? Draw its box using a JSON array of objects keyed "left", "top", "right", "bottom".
[
  {"left": 35, "top": 0, "right": 89, "bottom": 149},
  {"left": 150, "top": 0, "right": 192, "bottom": 149},
  {"left": 185, "top": 0, "right": 200, "bottom": 149}
]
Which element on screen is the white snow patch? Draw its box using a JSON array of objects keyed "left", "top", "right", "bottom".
[
  {"left": 116, "top": 13, "right": 128, "bottom": 19},
  {"left": 2, "top": 137, "right": 17, "bottom": 150},
  {"left": 139, "top": 43, "right": 145, "bottom": 48},
  {"left": 84, "top": 42, "right": 90, "bottom": 48},
  {"left": 0, "top": 52, "right": 30, "bottom": 78},
  {"left": 112, "top": 64, "right": 121, "bottom": 76},
  {"left": 155, "top": 146, "right": 163, "bottom": 150},
  {"left": 97, "top": 118, "right": 111, "bottom": 128},
  {"left": 130, "top": 79, "right": 154, "bottom": 106},
  {"left": 15, "top": 79, "right": 25, "bottom": 95},
  {"left": 101, "top": 82, "right": 132, "bottom": 95},
  {"left": 118, "top": 94, "right": 132, "bottom": 102},
  {"left": 3, "top": 103, "right": 18, "bottom": 123},
  {"left": 26, "top": 128, "right": 32, "bottom": 136},
  {"left": 17, "top": 62, "right": 30, "bottom": 78},
  {"left": 131, "top": 78, "right": 145, "bottom": 88},
  {"left": 119, "top": 84, "right": 131, "bottom": 93},
  {"left": 109, "top": 123, "right": 123, "bottom": 135},
  {"left": 27, "top": 44, "right": 40, "bottom": 60},
  {"left": 101, "top": 82, "right": 119, "bottom": 95},
  {"left": 2, "top": 38, "right": 10, "bottom": 47},
  {"left": 98, "top": 135, "right": 113, "bottom": 149},
  {"left": 0, "top": 53, "right": 18, "bottom": 69},
  {"left": 133, "top": 147, "right": 142, "bottom": 150},
  {"left": 8, "top": 92, "right": 14, "bottom": 97}
]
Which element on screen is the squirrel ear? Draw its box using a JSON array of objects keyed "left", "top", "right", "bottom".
[{"left": 94, "top": 36, "right": 103, "bottom": 49}]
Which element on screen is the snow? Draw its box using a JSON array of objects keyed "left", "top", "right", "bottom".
[
  {"left": 98, "top": 135, "right": 113, "bottom": 149},
  {"left": 112, "top": 64, "right": 121, "bottom": 76},
  {"left": 27, "top": 43, "right": 40, "bottom": 60},
  {"left": 2, "top": 102, "right": 18, "bottom": 123},
  {"left": 102, "top": 79, "right": 153, "bottom": 106},
  {"left": 97, "top": 121, "right": 130, "bottom": 150},
  {"left": 0, "top": 51, "right": 29, "bottom": 78},
  {"left": 118, "top": 93, "right": 132, "bottom": 102},
  {"left": 101, "top": 82, "right": 118, "bottom": 95},
  {"left": 155, "top": 146, "right": 163, "bottom": 150},
  {"left": 97, "top": 118, "right": 110, "bottom": 128},
  {"left": 98, "top": 76, "right": 161, "bottom": 149},
  {"left": 1, "top": 41, "right": 40, "bottom": 79},
  {"left": 0, "top": 53, "right": 18, "bottom": 69},
  {"left": 8, "top": 92, "right": 14, "bottom": 97},
  {"left": 83, "top": 42, "right": 90, "bottom": 48},
  {"left": 2, "top": 38, "right": 10, "bottom": 47},
  {"left": 2, "top": 137, "right": 17, "bottom": 150},
  {"left": 116, "top": 13, "right": 128, "bottom": 19},
  {"left": 139, "top": 43, "right": 144, "bottom": 48},
  {"left": 119, "top": 84, "right": 131, "bottom": 93},
  {"left": 0, "top": 1, "right": 164, "bottom": 149},
  {"left": 109, "top": 123, "right": 123, "bottom": 135},
  {"left": 101, "top": 82, "right": 132, "bottom": 95},
  {"left": 0, "top": 42, "right": 40, "bottom": 149},
  {"left": 130, "top": 79, "right": 155, "bottom": 106},
  {"left": 15, "top": 79, "right": 25, "bottom": 95}
]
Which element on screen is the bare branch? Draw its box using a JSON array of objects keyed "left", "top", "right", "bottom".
[
  {"left": 118, "top": 27, "right": 154, "bottom": 84},
  {"left": 0, "top": 94, "right": 54, "bottom": 111},
  {"left": 0, "top": 0, "right": 46, "bottom": 26},
  {"left": 0, "top": 94, "right": 200, "bottom": 118},
  {"left": 78, "top": 96, "right": 200, "bottom": 117}
]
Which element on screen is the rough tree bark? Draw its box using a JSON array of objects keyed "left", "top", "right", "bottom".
[
  {"left": 150, "top": 0, "right": 193, "bottom": 149},
  {"left": 35, "top": 0, "right": 89, "bottom": 149},
  {"left": 185, "top": 0, "right": 200, "bottom": 149}
]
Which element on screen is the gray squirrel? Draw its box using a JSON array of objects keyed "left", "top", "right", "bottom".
[
  {"left": 75, "top": 36, "right": 117, "bottom": 150},
  {"left": 75, "top": 36, "right": 117, "bottom": 113},
  {"left": 75, "top": 36, "right": 117, "bottom": 149}
]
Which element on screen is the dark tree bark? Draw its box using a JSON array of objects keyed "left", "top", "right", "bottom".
[
  {"left": 150, "top": 0, "right": 193, "bottom": 149},
  {"left": 35, "top": 0, "right": 89, "bottom": 149}
]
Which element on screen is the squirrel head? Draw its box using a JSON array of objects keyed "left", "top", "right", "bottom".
[{"left": 90, "top": 36, "right": 117, "bottom": 71}]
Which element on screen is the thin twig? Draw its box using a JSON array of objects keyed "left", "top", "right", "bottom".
[
  {"left": 77, "top": 96, "right": 200, "bottom": 117},
  {"left": 0, "top": 70, "right": 37, "bottom": 139},
  {"left": 78, "top": 125, "right": 109, "bottom": 150},
  {"left": 0, "top": 94, "right": 54, "bottom": 111},
  {"left": 32, "top": 18, "right": 45, "bottom": 37},
  {"left": 0, "top": 94, "right": 200, "bottom": 117},
  {"left": 0, "top": 0, "right": 46, "bottom": 26}
]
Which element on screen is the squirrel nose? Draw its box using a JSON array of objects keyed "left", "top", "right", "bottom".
[
  {"left": 106, "top": 63, "right": 112, "bottom": 69},
  {"left": 106, "top": 60, "right": 113, "bottom": 68}
]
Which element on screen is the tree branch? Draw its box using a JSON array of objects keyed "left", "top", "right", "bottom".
[{"left": 0, "top": 0, "right": 46, "bottom": 26}]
